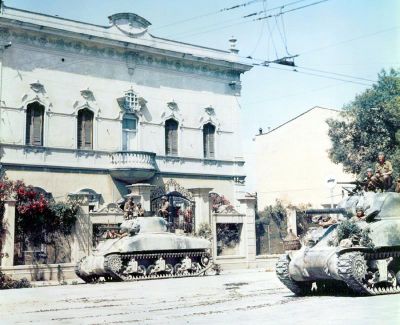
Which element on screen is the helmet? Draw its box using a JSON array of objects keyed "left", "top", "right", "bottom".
[
  {"left": 161, "top": 196, "right": 167, "bottom": 200},
  {"left": 378, "top": 151, "right": 385, "bottom": 157},
  {"left": 356, "top": 206, "right": 364, "bottom": 212},
  {"left": 366, "top": 168, "right": 373, "bottom": 173}
]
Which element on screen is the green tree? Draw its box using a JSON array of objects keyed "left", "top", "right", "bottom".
[{"left": 327, "top": 68, "right": 400, "bottom": 177}]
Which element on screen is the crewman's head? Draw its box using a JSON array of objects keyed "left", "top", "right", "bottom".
[
  {"left": 366, "top": 168, "right": 373, "bottom": 177},
  {"left": 378, "top": 152, "right": 385, "bottom": 163},
  {"left": 356, "top": 206, "right": 364, "bottom": 218}
]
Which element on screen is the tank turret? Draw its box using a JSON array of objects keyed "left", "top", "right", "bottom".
[{"left": 276, "top": 191, "right": 400, "bottom": 296}]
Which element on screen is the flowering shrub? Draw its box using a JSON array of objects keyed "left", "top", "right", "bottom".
[
  {"left": 0, "top": 176, "right": 78, "bottom": 248},
  {"left": 210, "top": 193, "right": 233, "bottom": 213},
  {"left": 15, "top": 186, "right": 78, "bottom": 246}
]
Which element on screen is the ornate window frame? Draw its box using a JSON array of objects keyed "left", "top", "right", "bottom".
[{"left": 20, "top": 81, "right": 53, "bottom": 147}]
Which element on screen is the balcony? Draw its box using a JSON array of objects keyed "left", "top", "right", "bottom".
[
  {"left": 109, "top": 151, "right": 157, "bottom": 182},
  {"left": 0, "top": 144, "right": 244, "bottom": 183}
]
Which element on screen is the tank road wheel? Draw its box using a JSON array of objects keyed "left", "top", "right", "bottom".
[
  {"left": 174, "top": 263, "right": 183, "bottom": 275},
  {"left": 165, "top": 264, "right": 173, "bottom": 275},
  {"left": 137, "top": 265, "right": 146, "bottom": 277},
  {"left": 192, "top": 262, "right": 201, "bottom": 273},
  {"left": 147, "top": 265, "right": 155, "bottom": 276},
  {"left": 201, "top": 255, "right": 210, "bottom": 267},
  {"left": 275, "top": 254, "right": 311, "bottom": 296}
]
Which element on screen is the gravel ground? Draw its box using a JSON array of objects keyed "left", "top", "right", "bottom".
[{"left": 0, "top": 269, "right": 399, "bottom": 325}]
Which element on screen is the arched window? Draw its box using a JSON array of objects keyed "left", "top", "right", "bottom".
[
  {"left": 77, "top": 108, "right": 94, "bottom": 149},
  {"left": 165, "top": 119, "right": 178, "bottom": 156},
  {"left": 122, "top": 113, "right": 138, "bottom": 151},
  {"left": 26, "top": 102, "right": 45, "bottom": 146},
  {"left": 203, "top": 123, "right": 215, "bottom": 158}
]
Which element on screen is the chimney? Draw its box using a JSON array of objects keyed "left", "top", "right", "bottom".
[{"left": 229, "top": 36, "right": 239, "bottom": 54}]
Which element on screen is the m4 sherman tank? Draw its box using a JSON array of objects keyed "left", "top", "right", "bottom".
[
  {"left": 276, "top": 192, "right": 400, "bottom": 296},
  {"left": 75, "top": 216, "right": 213, "bottom": 282}
]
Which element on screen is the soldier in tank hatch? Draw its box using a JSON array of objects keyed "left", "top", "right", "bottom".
[
  {"left": 158, "top": 196, "right": 170, "bottom": 220},
  {"left": 124, "top": 197, "right": 136, "bottom": 220},
  {"left": 136, "top": 202, "right": 145, "bottom": 217},
  {"left": 363, "top": 168, "right": 376, "bottom": 192},
  {"left": 352, "top": 206, "right": 366, "bottom": 221}
]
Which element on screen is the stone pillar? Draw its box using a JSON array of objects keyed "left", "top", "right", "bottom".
[
  {"left": 70, "top": 195, "right": 92, "bottom": 263},
  {"left": 286, "top": 208, "right": 297, "bottom": 237},
  {"left": 1, "top": 200, "right": 16, "bottom": 267},
  {"left": 233, "top": 177, "right": 246, "bottom": 210},
  {"left": 126, "top": 184, "right": 156, "bottom": 212},
  {"left": 188, "top": 187, "right": 213, "bottom": 232},
  {"left": 238, "top": 196, "right": 257, "bottom": 268}
]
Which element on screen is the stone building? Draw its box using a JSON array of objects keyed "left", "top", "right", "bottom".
[
  {"left": 0, "top": 4, "right": 257, "bottom": 275},
  {"left": 255, "top": 106, "right": 352, "bottom": 210}
]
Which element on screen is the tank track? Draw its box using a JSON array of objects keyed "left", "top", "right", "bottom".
[
  {"left": 103, "top": 251, "right": 213, "bottom": 282},
  {"left": 276, "top": 254, "right": 312, "bottom": 296},
  {"left": 338, "top": 250, "right": 400, "bottom": 295}
]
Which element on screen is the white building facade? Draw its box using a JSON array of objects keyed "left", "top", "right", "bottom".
[
  {"left": 0, "top": 5, "right": 259, "bottom": 275},
  {"left": 255, "top": 106, "right": 352, "bottom": 210},
  {"left": 0, "top": 6, "right": 251, "bottom": 203}
]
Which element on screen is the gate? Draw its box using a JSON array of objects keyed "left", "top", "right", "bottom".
[{"left": 151, "top": 179, "right": 195, "bottom": 234}]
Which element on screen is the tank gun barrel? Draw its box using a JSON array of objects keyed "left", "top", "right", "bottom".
[
  {"left": 305, "top": 208, "right": 347, "bottom": 215},
  {"left": 337, "top": 181, "right": 366, "bottom": 185}
]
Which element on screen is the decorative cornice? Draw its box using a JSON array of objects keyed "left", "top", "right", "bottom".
[{"left": 0, "top": 27, "right": 242, "bottom": 82}]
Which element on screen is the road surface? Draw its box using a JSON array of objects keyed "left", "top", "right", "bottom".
[{"left": 0, "top": 269, "right": 399, "bottom": 324}]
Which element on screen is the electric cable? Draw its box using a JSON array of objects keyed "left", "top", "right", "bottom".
[{"left": 255, "top": 0, "right": 330, "bottom": 21}]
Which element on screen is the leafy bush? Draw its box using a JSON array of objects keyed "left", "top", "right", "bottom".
[
  {"left": 196, "top": 223, "right": 212, "bottom": 240},
  {"left": 0, "top": 271, "right": 31, "bottom": 290},
  {"left": 330, "top": 220, "right": 374, "bottom": 248}
]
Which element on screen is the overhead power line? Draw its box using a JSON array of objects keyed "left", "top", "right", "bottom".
[
  {"left": 255, "top": 0, "right": 330, "bottom": 21},
  {"left": 262, "top": 65, "right": 373, "bottom": 86},
  {"left": 243, "top": 0, "right": 310, "bottom": 18},
  {"left": 299, "top": 25, "right": 400, "bottom": 55},
  {"left": 152, "top": 0, "right": 264, "bottom": 31},
  {"left": 295, "top": 66, "right": 376, "bottom": 83}
]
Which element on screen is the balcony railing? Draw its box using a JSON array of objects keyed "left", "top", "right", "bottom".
[
  {"left": 110, "top": 151, "right": 157, "bottom": 170},
  {"left": 109, "top": 151, "right": 157, "bottom": 182}
]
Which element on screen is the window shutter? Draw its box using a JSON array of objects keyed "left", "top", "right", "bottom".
[
  {"left": 77, "top": 113, "right": 83, "bottom": 148},
  {"left": 165, "top": 119, "right": 178, "bottom": 156},
  {"left": 78, "top": 109, "right": 93, "bottom": 149},
  {"left": 32, "top": 108, "right": 43, "bottom": 146},
  {"left": 203, "top": 124, "right": 215, "bottom": 158},
  {"left": 25, "top": 107, "right": 32, "bottom": 144},
  {"left": 165, "top": 125, "right": 170, "bottom": 155},
  {"left": 26, "top": 103, "right": 44, "bottom": 146},
  {"left": 171, "top": 125, "right": 178, "bottom": 155},
  {"left": 84, "top": 115, "right": 92, "bottom": 148},
  {"left": 203, "top": 128, "right": 208, "bottom": 158},
  {"left": 208, "top": 130, "right": 215, "bottom": 158}
]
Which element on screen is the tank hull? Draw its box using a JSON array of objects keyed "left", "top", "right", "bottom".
[{"left": 75, "top": 219, "right": 214, "bottom": 282}]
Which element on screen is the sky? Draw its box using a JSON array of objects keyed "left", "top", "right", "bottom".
[{"left": 4, "top": 0, "right": 400, "bottom": 190}]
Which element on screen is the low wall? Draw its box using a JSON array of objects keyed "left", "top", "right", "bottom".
[
  {"left": 254, "top": 254, "right": 280, "bottom": 271},
  {"left": 1, "top": 263, "right": 77, "bottom": 281}
]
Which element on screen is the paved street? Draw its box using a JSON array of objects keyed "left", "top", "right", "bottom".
[{"left": 0, "top": 269, "right": 399, "bottom": 325}]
